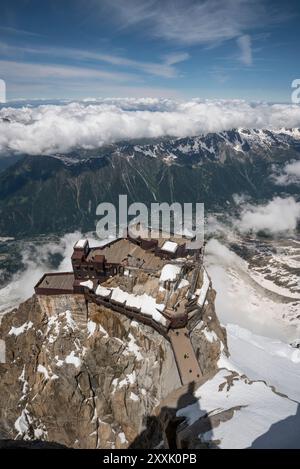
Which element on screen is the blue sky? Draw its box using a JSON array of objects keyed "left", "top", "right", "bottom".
[{"left": 0, "top": 0, "right": 299, "bottom": 102}]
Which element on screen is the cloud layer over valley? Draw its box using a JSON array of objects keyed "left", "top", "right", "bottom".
[
  {"left": 0, "top": 232, "right": 100, "bottom": 316},
  {"left": 1, "top": 98, "right": 300, "bottom": 156},
  {"left": 274, "top": 160, "right": 300, "bottom": 185},
  {"left": 234, "top": 197, "right": 300, "bottom": 235}
]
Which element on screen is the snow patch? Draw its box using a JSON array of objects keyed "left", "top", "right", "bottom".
[
  {"left": 129, "top": 391, "right": 139, "bottom": 401},
  {"left": 63, "top": 310, "right": 77, "bottom": 331},
  {"left": 203, "top": 328, "right": 218, "bottom": 343},
  {"left": 115, "top": 371, "right": 137, "bottom": 389},
  {"left": 177, "top": 369, "right": 300, "bottom": 448},
  {"left": 118, "top": 432, "right": 128, "bottom": 444},
  {"left": 124, "top": 333, "right": 143, "bottom": 361},
  {"left": 37, "top": 364, "right": 50, "bottom": 380},
  {"left": 87, "top": 320, "right": 97, "bottom": 338},
  {"left": 14, "top": 408, "right": 32, "bottom": 437},
  {"left": 197, "top": 269, "right": 210, "bottom": 307},
  {"left": 65, "top": 351, "right": 81, "bottom": 368},
  {"left": 160, "top": 264, "right": 181, "bottom": 282},
  {"left": 80, "top": 280, "right": 93, "bottom": 290},
  {"left": 8, "top": 321, "right": 33, "bottom": 336},
  {"left": 178, "top": 279, "right": 190, "bottom": 289}
]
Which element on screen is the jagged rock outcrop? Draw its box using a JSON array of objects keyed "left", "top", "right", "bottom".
[{"left": 0, "top": 288, "right": 227, "bottom": 448}]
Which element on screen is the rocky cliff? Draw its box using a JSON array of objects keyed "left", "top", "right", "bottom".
[{"left": 0, "top": 286, "right": 227, "bottom": 448}]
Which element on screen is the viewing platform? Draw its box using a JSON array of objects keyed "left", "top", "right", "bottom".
[{"left": 34, "top": 227, "right": 209, "bottom": 385}]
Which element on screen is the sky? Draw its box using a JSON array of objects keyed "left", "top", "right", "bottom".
[{"left": 0, "top": 0, "right": 299, "bottom": 102}]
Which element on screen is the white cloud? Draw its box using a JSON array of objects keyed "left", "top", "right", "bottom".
[
  {"left": 0, "top": 41, "right": 189, "bottom": 79},
  {"left": 234, "top": 197, "right": 300, "bottom": 234},
  {"left": 0, "top": 60, "right": 137, "bottom": 83},
  {"left": 163, "top": 52, "right": 190, "bottom": 66},
  {"left": 0, "top": 232, "right": 100, "bottom": 316},
  {"left": 106, "top": 0, "right": 285, "bottom": 46},
  {"left": 1, "top": 98, "right": 300, "bottom": 155},
  {"left": 237, "top": 35, "right": 252, "bottom": 66},
  {"left": 274, "top": 160, "right": 300, "bottom": 185},
  {"left": 0, "top": 26, "right": 41, "bottom": 38},
  {"left": 0, "top": 79, "right": 5, "bottom": 104}
]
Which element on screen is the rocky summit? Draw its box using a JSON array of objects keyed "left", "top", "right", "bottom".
[{"left": 0, "top": 281, "right": 226, "bottom": 448}]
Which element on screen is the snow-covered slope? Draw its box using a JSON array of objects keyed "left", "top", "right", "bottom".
[
  {"left": 32, "top": 127, "right": 300, "bottom": 167},
  {"left": 206, "top": 237, "right": 300, "bottom": 341},
  {"left": 184, "top": 232, "right": 300, "bottom": 448},
  {"left": 177, "top": 368, "right": 300, "bottom": 449},
  {"left": 225, "top": 324, "right": 300, "bottom": 402},
  {"left": 132, "top": 128, "right": 300, "bottom": 163}
]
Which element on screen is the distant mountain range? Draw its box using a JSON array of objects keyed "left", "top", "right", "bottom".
[{"left": 0, "top": 128, "right": 299, "bottom": 236}]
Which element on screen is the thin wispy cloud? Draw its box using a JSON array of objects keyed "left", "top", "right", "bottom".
[
  {"left": 106, "top": 0, "right": 284, "bottom": 46},
  {"left": 163, "top": 52, "right": 190, "bottom": 66},
  {"left": 0, "top": 0, "right": 296, "bottom": 101},
  {"left": 0, "top": 42, "right": 189, "bottom": 79},
  {"left": 0, "top": 25, "right": 41, "bottom": 37},
  {"left": 105, "top": 0, "right": 290, "bottom": 71},
  {"left": 0, "top": 60, "right": 138, "bottom": 82},
  {"left": 237, "top": 35, "right": 253, "bottom": 66}
]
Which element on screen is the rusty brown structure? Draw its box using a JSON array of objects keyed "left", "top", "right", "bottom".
[
  {"left": 69, "top": 231, "right": 193, "bottom": 294},
  {"left": 34, "top": 272, "right": 75, "bottom": 295}
]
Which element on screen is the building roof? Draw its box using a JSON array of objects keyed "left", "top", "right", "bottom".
[
  {"left": 128, "top": 223, "right": 187, "bottom": 246},
  {"left": 160, "top": 264, "right": 181, "bottom": 282},
  {"left": 75, "top": 239, "right": 88, "bottom": 249},
  {"left": 86, "top": 238, "right": 165, "bottom": 270},
  {"left": 36, "top": 273, "right": 74, "bottom": 291},
  {"left": 161, "top": 240, "right": 178, "bottom": 253}
]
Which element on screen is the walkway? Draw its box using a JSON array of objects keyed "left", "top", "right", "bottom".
[
  {"left": 85, "top": 292, "right": 202, "bottom": 387},
  {"left": 168, "top": 328, "right": 202, "bottom": 385}
]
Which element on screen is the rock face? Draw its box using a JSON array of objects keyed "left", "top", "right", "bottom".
[{"left": 0, "top": 287, "right": 227, "bottom": 448}]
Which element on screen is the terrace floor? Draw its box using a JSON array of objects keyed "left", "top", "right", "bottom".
[{"left": 36, "top": 273, "right": 74, "bottom": 293}]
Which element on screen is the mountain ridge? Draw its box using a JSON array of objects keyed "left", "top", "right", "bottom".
[{"left": 0, "top": 128, "right": 299, "bottom": 237}]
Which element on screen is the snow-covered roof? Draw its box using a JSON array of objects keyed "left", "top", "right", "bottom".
[
  {"left": 80, "top": 280, "right": 94, "bottom": 290},
  {"left": 75, "top": 239, "right": 88, "bottom": 249},
  {"left": 178, "top": 278, "right": 190, "bottom": 289},
  {"left": 161, "top": 240, "right": 178, "bottom": 253},
  {"left": 95, "top": 285, "right": 111, "bottom": 297},
  {"left": 159, "top": 264, "right": 181, "bottom": 282},
  {"left": 96, "top": 286, "right": 167, "bottom": 326}
]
